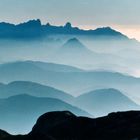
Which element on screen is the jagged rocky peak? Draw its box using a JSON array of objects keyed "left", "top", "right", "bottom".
[
  {"left": 46, "top": 22, "right": 51, "bottom": 26},
  {"left": 17, "top": 19, "right": 42, "bottom": 28},
  {"left": 64, "top": 22, "right": 72, "bottom": 28}
]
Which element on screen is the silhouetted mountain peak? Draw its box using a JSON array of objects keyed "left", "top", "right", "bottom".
[
  {"left": 0, "top": 19, "right": 132, "bottom": 40},
  {"left": 17, "top": 19, "right": 41, "bottom": 28},
  {"left": 46, "top": 22, "right": 51, "bottom": 26},
  {"left": 64, "top": 22, "right": 72, "bottom": 28},
  {"left": 93, "top": 26, "right": 127, "bottom": 38}
]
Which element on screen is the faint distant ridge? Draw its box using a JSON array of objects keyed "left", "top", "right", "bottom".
[{"left": 0, "top": 19, "right": 129, "bottom": 39}]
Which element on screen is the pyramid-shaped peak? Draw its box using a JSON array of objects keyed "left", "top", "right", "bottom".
[
  {"left": 67, "top": 38, "right": 80, "bottom": 43},
  {"left": 63, "top": 38, "right": 87, "bottom": 50},
  {"left": 46, "top": 22, "right": 51, "bottom": 26},
  {"left": 65, "top": 38, "right": 84, "bottom": 46}
]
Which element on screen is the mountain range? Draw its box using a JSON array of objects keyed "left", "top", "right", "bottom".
[
  {"left": 0, "top": 60, "right": 140, "bottom": 98},
  {"left": 0, "top": 81, "right": 74, "bottom": 103},
  {"left": 0, "top": 80, "right": 139, "bottom": 117},
  {"left": 0, "top": 19, "right": 130, "bottom": 40}
]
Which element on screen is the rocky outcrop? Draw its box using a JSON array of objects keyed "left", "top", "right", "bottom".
[{"left": 2, "top": 111, "right": 140, "bottom": 140}]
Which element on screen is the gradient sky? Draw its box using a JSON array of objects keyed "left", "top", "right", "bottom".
[{"left": 0, "top": 0, "right": 140, "bottom": 40}]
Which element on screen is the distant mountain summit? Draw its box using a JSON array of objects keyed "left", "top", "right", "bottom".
[
  {"left": 64, "top": 22, "right": 72, "bottom": 29},
  {"left": 62, "top": 38, "right": 88, "bottom": 51},
  {"left": 50, "top": 38, "right": 95, "bottom": 64}
]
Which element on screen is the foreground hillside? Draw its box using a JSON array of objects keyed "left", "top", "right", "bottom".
[{"left": 1, "top": 111, "right": 140, "bottom": 140}]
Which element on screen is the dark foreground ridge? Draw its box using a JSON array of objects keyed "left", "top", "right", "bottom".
[{"left": 1, "top": 110, "right": 140, "bottom": 140}]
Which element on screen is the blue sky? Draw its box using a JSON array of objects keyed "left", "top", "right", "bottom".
[{"left": 0, "top": 0, "right": 140, "bottom": 40}]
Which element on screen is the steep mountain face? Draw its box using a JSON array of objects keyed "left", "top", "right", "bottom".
[
  {"left": 0, "top": 95, "right": 89, "bottom": 134},
  {"left": 2, "top": 111, "right": 140, "bottom": 140},
  {"left": 0, "top": 81, "right": 74, "bottom": 103},
  {"left": 75, "top": 88, "right": 140, "bottom": 116}
]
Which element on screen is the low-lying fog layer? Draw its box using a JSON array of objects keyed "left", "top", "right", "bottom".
[{"left": 0, "top": 36, "right": 140, "bottom": 77}]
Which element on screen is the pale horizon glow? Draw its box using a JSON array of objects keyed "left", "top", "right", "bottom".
[{"left": 0, "top": 0, "right": 139, "bottom": 41}]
